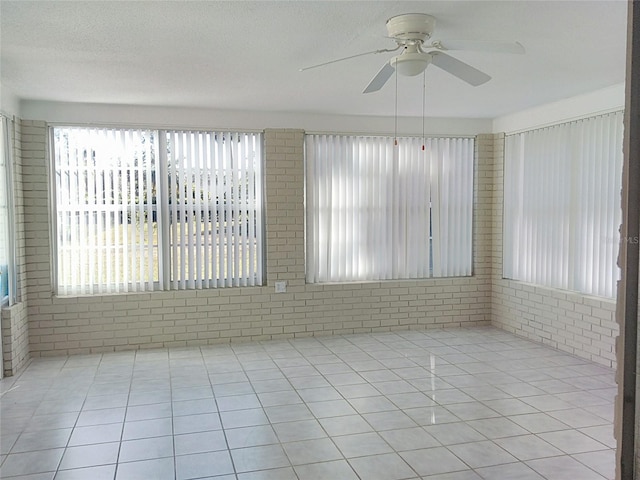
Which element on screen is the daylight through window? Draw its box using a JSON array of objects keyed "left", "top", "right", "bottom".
[
  {"left": 503, "top": 111, "right": 623, "bottom": 298},
  {"left": 305, "top": 134, "right": 474, "bottom": 283},
  {"left": 52, "top": 127, "right": 264, "bottom": 295}
]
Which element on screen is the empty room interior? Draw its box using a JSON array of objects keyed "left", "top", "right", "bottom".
[{"left": 0, "top": 1, "right": 638, "bottom": 479}]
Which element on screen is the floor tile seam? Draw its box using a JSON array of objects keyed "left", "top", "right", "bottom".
[
  {"left": 569, "top": 449, "right": 617, "bottom": 477},
  {"left": 109, "top": 442, "right": 178, "bottom": 480},
  {"left": 276, "top": 436, "right": 348, "bottom": 471},
  {"left": 505, "top": 415, "right": 578, "bottom": 436},
  {"left": 208, "top": 352, "right": 298, "bottom": 409},
  {"left": 442, "top": 440, "right": 523, "bottom": 472},
  {"left": 74, "top": 352, "right": 137, "bottom": 443},
  {"left": 268, "top": 348, "right": 374, "bottom": 406},
  {"left": 264, "top": 353, "right": 431, "bottom": 437},
  {"left": 264, "top": 396, "right": 399, "bottom": 467},
  {"left": 492, "top": 431, "right": 573, "bottom": 456},
  {"left": 452, "top": 418, "right": 535, "bottom": 442},
  {"left": 577, "top": 428, "right": 616, "bottom": 447},
  {"left": 7, "top": 427, "right": 76, "bottom": 455},
  {"left": 463, "top": 460, "right": 537, "bottom": 480},
  {"left": 491, "top": 383, "right": 553, "bottom": 398},
  {"left": 120, "top": 370, "right": 175, "bottom": 477},
  {"left": 523, "top": 456, "right": 610, "bottom": 480},
  {"left": 533, "top": 428, "right": 612, "bottom": 455},
  {"left": 7, "top": 392, "right": 91, "bottom": 457},
  {"left": 438, "top": 399, "right": 507, "bottom": 422},
  {"left": 474, "top": 397, "right": 542, "bottom": 417},
  {"left": 207, "top": 376, "right": 246, "bottom": 478},
  {"left": 0, "top": 446, "right": 66, "bottom": 476},
  {"left": 342, "top": 453, "right": 421, "bottom": 480},
  {"left": 56, "top": 461, "right": 120, "bottom": 478},
  {"left": 517, "top": 445, "right": 615, "bottom": 463},
  {"left": 114, "top": 442, "right": 252, "bottom": 463},
  {"left": 544, "top": 409, "right": 616, "bottom": 427}
]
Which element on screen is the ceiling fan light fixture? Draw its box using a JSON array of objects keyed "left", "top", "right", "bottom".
[{"left": 391, "top": 52, "right": 432, "bottom": 76}]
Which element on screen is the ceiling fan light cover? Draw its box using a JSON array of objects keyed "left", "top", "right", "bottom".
[{"left": 391, "top": 52, "right": 432, "bottom": 76}]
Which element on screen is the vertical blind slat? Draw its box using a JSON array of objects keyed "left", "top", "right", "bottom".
[
  {"left": 0, "top": 116, "right": 15, "bottom": 304},
  {"left": 202, "top": 133, "right": 211, "bottom": 288}
]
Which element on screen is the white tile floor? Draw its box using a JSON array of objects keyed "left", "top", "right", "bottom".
[{"left": 0, "top": 327, "right": 616, "bottom": 479}]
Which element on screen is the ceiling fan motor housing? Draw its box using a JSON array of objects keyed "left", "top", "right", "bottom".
[{"left": 386, "top": 13, "right": 436, "bottom": 42}]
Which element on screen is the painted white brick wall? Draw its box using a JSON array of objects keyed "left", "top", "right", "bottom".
[
  {"left": 492, "top": 280, "right": 617, "bottom": 366},
  {"left": 19, "top": 126, "right": 492, "bottom": 357},
  {"left": 2, "top": 303, "right": 29, "bottom": 376},
  {"left": 1, "top": 119, "right": 30, "bottom": 376}
]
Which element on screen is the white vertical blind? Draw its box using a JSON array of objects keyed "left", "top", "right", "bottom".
[
  {"left": 53, "top": 127, "right": 263, "bottom": 295},
  {"left": 305, "top": 134, "right": 473, "bottom": 283},
  {"left": 0, "top": 115, "right": 16, "bottom": 305},
  {"left": 53, "top": 127, "right": 158, "bottom": 295},
  {"left": 503, "top": 111, "right": 623, "bottom": 298},
  {"left": 430, "top": 137, "right": 475, "bottom": 277},
  {"left": 165, "top": 131, "right": 263, "bottom": 288}
]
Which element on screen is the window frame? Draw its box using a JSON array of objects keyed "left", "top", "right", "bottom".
[
  {"left": 304, "top": 133, "right": 474, "bottom": 284},
  {"left": 502, "top": 110, "right": 624, "bottom": 298},
  {"left": 50, "top": 124, "right": 265, "bottom": 296},
  {"left": 0, "top": 115, "right": 17, "bottom": 306}
]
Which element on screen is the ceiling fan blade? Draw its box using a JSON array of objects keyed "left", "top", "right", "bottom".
[
  {"left": 363, "top": 62, "right": 396, "bottom": 94},
  {"left": 432, "top": 40, "right": 525, "bottom": 54},
  {"left": 430, "top": 52, "right": 491, "bottom": 86},
  {"left": 300, "top": 47, "right": 399, "bottom": 72}
]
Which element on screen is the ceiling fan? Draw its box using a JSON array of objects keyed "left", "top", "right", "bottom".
[{"left": 301, "top": 13, "right": 525, "bottom": 93}]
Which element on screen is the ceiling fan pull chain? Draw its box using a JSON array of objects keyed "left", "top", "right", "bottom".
[
  {"left": 422, "top": 69, "right": 426, "bottom": 151},
  {"left": 394, "top": 66, "right": 398, "bottom": 146}
]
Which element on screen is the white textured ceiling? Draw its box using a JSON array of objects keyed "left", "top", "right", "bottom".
[{"left": 0, "top": 0, "right": 628, "bottom": 119}]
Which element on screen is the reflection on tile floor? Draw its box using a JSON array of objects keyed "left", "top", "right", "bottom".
[{"left": 0, "top": 327, "right": 616, "bottom": 479}]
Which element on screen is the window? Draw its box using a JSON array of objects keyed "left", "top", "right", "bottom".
[
  {"left": 503, "top": 111, "right": 623, "bottom": 298},
  {"left": 0, "top": 115, "right": 16, "bottom": 305},
  {"left": 305, "top": 134, "right": 473, "bottom": 283},
  {"left": 164, "top": 130, "right": 264, "bottom": 290},
  {"left": 52, "top": 127, "right": 263, "bottom": 295}
]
